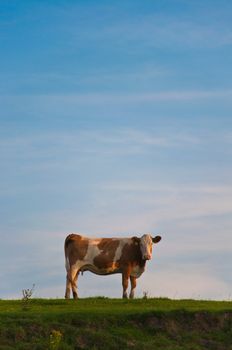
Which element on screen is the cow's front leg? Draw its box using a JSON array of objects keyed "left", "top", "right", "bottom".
[
  {"left": 129, "top": 276, "right": 137, "bottom": 299},
  {"left": 122, "top": 270, "right": 130, "bottom": 298},
  {"left": 65, "top": 273, "right": 71, "bottom": 299}
]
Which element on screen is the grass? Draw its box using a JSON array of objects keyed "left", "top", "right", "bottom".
[{"left": 0, "top": 298, "right": 232, "bottom": 349}]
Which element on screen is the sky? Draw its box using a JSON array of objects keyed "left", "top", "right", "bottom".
[{"left": 0, "top": 0, "right": 232, "bottom": 300}]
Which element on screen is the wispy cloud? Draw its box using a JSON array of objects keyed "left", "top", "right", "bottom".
[
  {"left": 142, "top": 268, "right": 231, "bottom": 300},
  {"left": 0, "top": 65, "right": 169, "bottom": 91},
  {"left": 3, "top": 89, "right": 232, "bottom": 101},
  {"left": 1, "top": 89, "right": 232, "bottom": 121},
  {"left": 116, "top": 17, "right": 232, "bottom": 49},
  {"left": 67, "top": 10, "right": 232, "bottom": 50},
  {"left": 0, "top": 127, "right": 202, "bottom": 162},
  {"left": 99, "top": 183, "right": 232, "bottom": 223}
]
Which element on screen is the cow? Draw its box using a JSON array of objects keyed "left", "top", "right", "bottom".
[{"left": 64, "top": 233, "right": 162, "bottom": 299}]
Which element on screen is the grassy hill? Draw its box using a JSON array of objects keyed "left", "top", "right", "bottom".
[{"left": 0, "top": 298, "right": 232, "bottom": 349}]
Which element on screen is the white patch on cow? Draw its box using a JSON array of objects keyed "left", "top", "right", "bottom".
[
  {"left": 84, "top": 240, "right": 102, "bottom": 263},
  {"left": 130, "top": 265, "right": 145, "bottom": 278},
  {"left": 73, "top": 240, "right": 102, "bottom": 272},
  {"left": 113, "top": 238, "right": 132, "bottom": 263}
]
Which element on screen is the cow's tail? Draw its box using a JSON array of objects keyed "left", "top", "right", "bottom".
[
  {"left": 65, "top": 235, "right": 76, "bottom": 290},
  {"left": 65, "top": 254, "right": 70, "bottom": 272},
  {"left": 64, "top": 236, "right": 71, "bottom": 273}
]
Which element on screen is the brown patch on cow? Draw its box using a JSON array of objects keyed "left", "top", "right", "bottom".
[
  {"left": 65, "top": 234, "right": 89, "bottom": 266},
  {"left": 132, "top": 236, "right": 140, "bottom": 245},
  {"left": 118, "top": 238, "right": 146, "bottom": 270},
  {"left": 93, "top": 239, "right": 120, "bottom": 269}
]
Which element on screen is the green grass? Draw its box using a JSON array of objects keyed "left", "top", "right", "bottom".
[{"left": 0, "top": 298, "right": 232, "bottom": 349}]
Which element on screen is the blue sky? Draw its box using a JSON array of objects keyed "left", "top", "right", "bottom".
[{"left": 0, "top": 0, "right": 232, "bottom": 299}]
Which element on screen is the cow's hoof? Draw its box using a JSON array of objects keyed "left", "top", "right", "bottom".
[{"left": 73, "top": 292, "right": 78, "bottom": 299}]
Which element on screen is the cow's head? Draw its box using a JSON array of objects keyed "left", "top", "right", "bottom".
[{"left": 135, "top": 234, "right": 161, "bottom": 260}]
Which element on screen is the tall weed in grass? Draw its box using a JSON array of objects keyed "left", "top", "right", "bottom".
[{"left": 21, "top": 284, "right": 35, "bottom": 311}]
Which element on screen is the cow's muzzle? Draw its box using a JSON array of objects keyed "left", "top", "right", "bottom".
[{"left": 143, "top": 254, "right": 152, "bottom": 260}]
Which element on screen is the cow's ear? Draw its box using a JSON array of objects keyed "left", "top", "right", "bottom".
[
  {"left": 152, "top": 236, "right": 161, "bottom": 244},
  {"left": 132, "top": 237, "right": 140, "bottom": 245}
]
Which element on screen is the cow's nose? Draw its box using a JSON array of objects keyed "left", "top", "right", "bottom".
[{"left": 144, "top": 254, "right": 151, "bottom": 260}]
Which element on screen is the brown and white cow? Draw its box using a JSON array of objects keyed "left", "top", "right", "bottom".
[{"left": 64, "top": 233, "right": 161, "bottom": 299}]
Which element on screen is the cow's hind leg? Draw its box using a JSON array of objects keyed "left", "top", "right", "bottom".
[
  {"left": 129, "top": 276, "right": 137, "bottom": 299},
  {"left": 66, "top": 266, "right": 79, "bottom": 299},
  {"left": 72, "top": 270, "right": 79, "bottom": 299}
]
